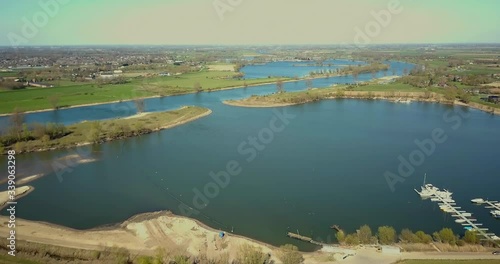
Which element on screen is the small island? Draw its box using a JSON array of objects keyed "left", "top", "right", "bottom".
[
  {"left": 0, "top": 106, "right": 212, "bottom": 154},
  {"left": 224, "top": 82, "right": 500, "bottom": 115}
]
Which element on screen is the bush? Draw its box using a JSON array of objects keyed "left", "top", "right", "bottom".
[
  {"left": 377, "top": 226, "right": 396, "bottom": 245},
  {"left": 415, "top": 231, "right": 433, "bottom": 244},
  {"left": 344, "top": 233, "right": 360, "bottom": 245},
  {"left": 237, "top": 244, "right": 267, "bottom": 264},
  {"left": 438, "top": 228, "right": 457, "bottom": 245},
  {"left": 358, "top": 225, "right": 373, "bottom": 244},
  {"left": 277, "top": 244, "right": 304, "bottom": 264},
  {"left": 399, "top": 229, "right": 421, "bottom": 243}
]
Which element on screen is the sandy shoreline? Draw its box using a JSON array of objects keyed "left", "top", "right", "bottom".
[
  {"left": 0, "top": 211, "right": 278, "bottom": 261},
  {"left": 0, "top": 186, "right": 33, "bottom": 209}
]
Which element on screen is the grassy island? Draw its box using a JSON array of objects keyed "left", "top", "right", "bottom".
[{"left": 0, "top": 106, "right": 211, "bottom": 154}]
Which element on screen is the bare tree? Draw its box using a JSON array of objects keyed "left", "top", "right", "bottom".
[
  {"left": 134, "top": 98, "right": 145, "bottom": 113},
  {"left": 276, "top": 80, "right": 284, "bottom": 93},
  {"left": 48, "top": 95, "right": 60, "bottom": 110},
  {"left": 9, "top": 107, "right": 25, "bottom": 140},
  {"left": 305, "top": 79, "right": 313, "bottom": 90},
  {"left": 194, "top": 82, "right": 202, "bottom": 93}
]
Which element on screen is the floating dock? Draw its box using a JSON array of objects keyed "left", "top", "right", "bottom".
[{"left": 417, "top": 185, "right": 499, "bottom": 245}]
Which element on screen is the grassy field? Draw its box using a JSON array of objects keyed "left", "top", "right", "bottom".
[
  {"left": 3, "top": 106, "right": 211, "bottom": 154},
  {"left": 0, "top": 71, "right": 286, "bottom": 114},
  {"left": 398, "top": 260, "right": 500, "bottom": 264}
]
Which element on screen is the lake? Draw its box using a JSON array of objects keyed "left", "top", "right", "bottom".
[{"left": 2, "top": 61, "right": 500, "bottom": 251}]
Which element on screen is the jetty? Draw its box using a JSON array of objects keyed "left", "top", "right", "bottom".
[
  {"left": 286, "top": 232, "right": 323, "bottom": 246},
  {"left": 471, "top": 198, "right": 500, "bottom": 219},
  {"left": 416, "top": 184, "right": 500, "bottom": 244}
]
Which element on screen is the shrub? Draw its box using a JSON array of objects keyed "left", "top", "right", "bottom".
[
  {"left": 377, "top": 226, "right": 396, "bottom": 245},
  {"left": 277, "top": 244, "right": 304, "bottom": 264}
]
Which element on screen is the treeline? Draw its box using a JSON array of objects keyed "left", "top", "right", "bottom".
[
  {"left": 0, "top": 109, "right": 68, "bottom": 153},
  {"left": 335, "top": 224, "right": 492, "bottom": 247},
  {"left": 308, "top": 63, "right": 390, "bottom": 78}
]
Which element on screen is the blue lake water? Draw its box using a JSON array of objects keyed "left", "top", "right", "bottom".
[{"left": 2, "top": 61, "right": 500, "bottom": 251}]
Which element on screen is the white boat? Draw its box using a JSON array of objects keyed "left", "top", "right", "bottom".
[
  {"left": 414, "top": 174, "right": 453, "bottom": 199},
  {"left": 471, "top": 198, "right": 484, "bottom": 204},
  {"left": 490, "top": 210, "right": 500, "bottom": 218},
  {"left": 455, "top": 219, "right": 466, "bottom": 223}
]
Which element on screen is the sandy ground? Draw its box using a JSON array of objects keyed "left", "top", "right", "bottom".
[
  {"left": 1, "top": 211, "right": 499, "bottom": 263},
  {"left": 0, "top": 211, "right": 277, "bottom": 261},
  {"left": 16, "top": 174, "right": 44, "bottom": 185},
  {"left": 0, "top": 186, "right": 32, "bottom": 208}
]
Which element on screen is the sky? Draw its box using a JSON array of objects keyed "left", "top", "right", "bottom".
[{"left": 0, "top": 0, "right": 499, "bottom": 46}]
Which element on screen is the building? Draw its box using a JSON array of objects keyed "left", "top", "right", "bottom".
[
  {"left": 488, "top": 95, "right": 499, "bottom": 104},
  {"left": 27, "top": 82, "right": 53, "bottom": 88}
]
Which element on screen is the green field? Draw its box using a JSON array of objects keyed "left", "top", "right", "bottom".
[{"left": 0, "top": 71, "right": 286, "bottom": 114}]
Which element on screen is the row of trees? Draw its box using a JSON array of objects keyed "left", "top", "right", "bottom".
[{"left": 335, "top": 225, "right": 483, "bottom": 246}]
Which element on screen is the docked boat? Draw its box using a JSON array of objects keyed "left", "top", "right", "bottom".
[
  {"left": 455, "top": 219, "right": 466, "bottom": 223},
  {"left": 490, "top": 210, "right": 500, "bottom": 218},
  {"left": 471, "top": 198, "right": 485, "bottom": 204},
  {"left": 414, "top": 174, "right": 453, "bottom": 199}
]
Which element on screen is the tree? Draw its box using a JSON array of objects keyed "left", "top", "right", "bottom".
[
  {"left": 9, "top": 107, "right": 25, "bottom": 140},
  {"left": 463, "top": 230, "right": 479, "bottom": 244},
  {"left": 438, "top": 228, "right": 456, "bottom": 245},
  {"left": 335, "top": 230, "right": 346, "bottom": 243},
  {"left": 277, "top": 244, "right": 304, "bottom": 264},
  {"left": 358, "top": 225, "right": 373, "bottom": 244},
  {"left": 90, "top": 121, "right": 102, "bottom": 143},
  {"left": 134, "top": 98, "right": 146, "bottom": 113},
  {"left": 443, "top": 88, "right": 457, "bottom": 102},
  {"left": 457, "top": 89, "right": 471, "bottom": 104},
  {"left": 194, "top": 82, "right": 202, "bottom": 93},
  {"left": 48, "top": 95, "right": 60, "bottom": 110},
  {"left": 352, "top": 72, "right": 359, "bottom": 83},
  {"left": 432, "top": 231, "right": 441, "bottom": 243},
  {"left": 276, "top": 80, "right": 285, "bottom": 93},
  {"left": 415, "top": 231, "right": 432, "bottom": 244},
  {"left": 305, "top": 79, "right": 313, "bottom": 90},
  {"left": 399, "top": 229, "right": 420, "bottom": 243},
  {"left": 237, "top": 244, "right": 267, "bottom": 264},
  {"left": 377, "top": 226, "right": 396, "bottom": 245},
  {"left": 344, "top": 233, "right": 360, "bottom": 245}
]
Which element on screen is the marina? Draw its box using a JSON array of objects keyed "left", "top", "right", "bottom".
[
  {"left": 471, "top": 198, "right": 500, "bottom": 219},
  {"left": 415, "top": 178, "right": 500, "bottom": 245}
]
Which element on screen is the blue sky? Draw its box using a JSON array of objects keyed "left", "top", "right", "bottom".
[{"left": 0, "top": 0, "right": 499, "bottom": 45}]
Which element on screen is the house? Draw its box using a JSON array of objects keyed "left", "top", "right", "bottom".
[
  {"left": 27, "top": 82, "right": 53, "bottom": 88},
  {"left": 488, "top": 95, "right": 499, "bottom": 104}
]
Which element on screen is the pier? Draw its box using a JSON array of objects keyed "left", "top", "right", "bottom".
[
  {"left": 471, "top": 198, "right": 500, "bottom": 219},
  {"left": 286, "top": 232, "right": 324, "bottom": 246},
  {"left": 416, "top": 184, "right": 499, "bottom": 245}
]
